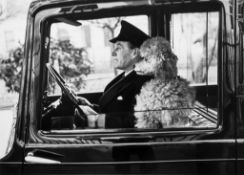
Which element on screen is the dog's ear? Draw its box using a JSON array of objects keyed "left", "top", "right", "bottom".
[
  {"left": 156, "top": 51, "right": 178, "bottom": 81},
  {"left": 164, "top": 53, "right": 178, "bottom": 79}
]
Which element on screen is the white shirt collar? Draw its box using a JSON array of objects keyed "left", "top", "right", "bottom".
[{"left": 124, "top": 70, "right": 134, "bottom": 77}]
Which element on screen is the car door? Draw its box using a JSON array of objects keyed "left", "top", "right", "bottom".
[{"left": 22, "top": 0, "right": 236, "bottom": 174}]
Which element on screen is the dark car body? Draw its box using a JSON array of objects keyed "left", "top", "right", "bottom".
[{"left": 0, "top": 0, "right": 244, "bottom": 174}]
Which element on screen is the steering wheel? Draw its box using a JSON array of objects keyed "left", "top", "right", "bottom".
[{"left": 46, "top": 63, "right": 87, "bottom": 128}]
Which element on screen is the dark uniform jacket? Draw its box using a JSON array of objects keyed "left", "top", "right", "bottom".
[
  {"left": 97, "top": 71, "right": 152, "bottom": 128},
  {"left": 42, "top": 71, "right": 151, "bottom": 130}
]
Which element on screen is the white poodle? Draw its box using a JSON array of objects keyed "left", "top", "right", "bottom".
[{"left": 134, "top": 37, "right": 195, "bottom": 128}]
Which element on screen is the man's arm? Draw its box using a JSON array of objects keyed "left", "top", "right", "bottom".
[{"left": 77, "top": 96, "right": 100, "bottom": 112}]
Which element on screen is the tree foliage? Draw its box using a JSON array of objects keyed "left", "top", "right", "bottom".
[
  {"left": 0, "top": 45, "right": 23, "bottom": 92},
  {"left": 0, "top": 40, "right": 93, "bottom": 93}
]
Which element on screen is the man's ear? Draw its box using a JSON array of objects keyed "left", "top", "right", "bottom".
[{"left": 131, "top": 48, "right": 140, "bottom": 59}]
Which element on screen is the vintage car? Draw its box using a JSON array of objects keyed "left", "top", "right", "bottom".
[{"left": 0, "top": 0, "right": 244, "bottom": 174}]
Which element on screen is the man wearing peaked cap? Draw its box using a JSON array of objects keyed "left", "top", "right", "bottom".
[
  {"left": 42, "top": 20, "right": 152, "bottom": 131},
  {"left": 43, "top": 20, "right": 154, "bottom": 173},
  {"left": 101, "top": 21, "right": 155, "bottom": 174},
  {"left": 75, "top": 20, "right": 152, "bottom": 128}
]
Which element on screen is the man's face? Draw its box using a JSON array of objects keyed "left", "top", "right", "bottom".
[{"left": 111, "top": 41, "right": 137, "bottom": 71}]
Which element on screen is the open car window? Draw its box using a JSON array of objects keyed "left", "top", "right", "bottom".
[{"left": 41, "top": 9, "right": 219, "bottom": 132}]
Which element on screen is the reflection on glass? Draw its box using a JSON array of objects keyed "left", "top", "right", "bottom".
[{"left": 171, "top": 12, "right": 219, "bottom": 84}]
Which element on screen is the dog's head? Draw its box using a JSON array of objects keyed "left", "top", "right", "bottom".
[{"left": 135, "top": 37, "right": 178, "bottom": 81}]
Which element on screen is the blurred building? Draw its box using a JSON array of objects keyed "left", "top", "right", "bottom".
[
  {"left": 0, "top": 0, "right": 32, "bottom": 106},
  {"left": 0, "top": 0, "right": 32, "bottom": 58}
]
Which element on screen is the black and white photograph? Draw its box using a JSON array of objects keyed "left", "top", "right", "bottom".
[{"left": 0, "top": 0, "right": 244, "bottom": 174}]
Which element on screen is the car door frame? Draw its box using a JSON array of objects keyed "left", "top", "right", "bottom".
[{"left": 23, "top": 0, "right": 237, "bottom": 175}]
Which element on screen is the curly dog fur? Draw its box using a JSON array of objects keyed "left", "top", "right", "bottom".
[{"left": 134, "top": 37, "right": 195, "bottom": 128}]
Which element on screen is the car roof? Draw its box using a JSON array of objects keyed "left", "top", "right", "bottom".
[{"left": 29, "top": 0, "right": 221, "bottom": 15}]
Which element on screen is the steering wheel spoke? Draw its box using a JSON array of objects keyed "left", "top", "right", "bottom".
[{"left": 46, "top": 63, "right": 88, "bottom": 127}]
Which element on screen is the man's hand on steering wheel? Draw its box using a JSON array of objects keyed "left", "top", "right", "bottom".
[
  {"left": 77, "top": 96, "right": 93, "bottom": 107},
  {"left": 46, "top": 63, "right": 88, "bottom": 128}
]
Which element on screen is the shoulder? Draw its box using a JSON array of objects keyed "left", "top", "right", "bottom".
[
  {"left": 135, "top": 74, "right": 153, "bottom": 84},
  {"left": 104, "top": 72, "right": 124, "bottom": 90}
]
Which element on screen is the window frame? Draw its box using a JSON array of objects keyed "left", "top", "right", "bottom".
[{"left": 31, "top": 2, "right": 224, "bottom": 144}]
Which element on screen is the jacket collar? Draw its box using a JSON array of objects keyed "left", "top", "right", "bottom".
[{"left": 99, "top": 71, "right": 137, "bottom": 110}]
